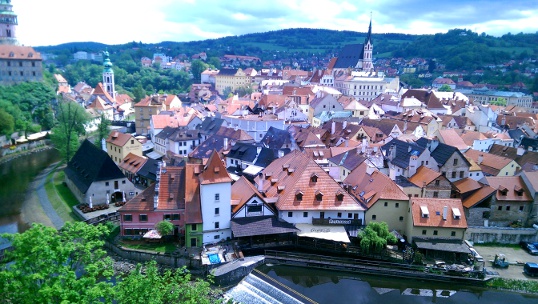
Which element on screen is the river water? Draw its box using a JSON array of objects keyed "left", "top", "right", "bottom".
[
  {"left": 225, "top": 264, "right": 538, "bottom": 304},
  {"left": 0, "top": 149, "right": 60, "bottom": 234}
]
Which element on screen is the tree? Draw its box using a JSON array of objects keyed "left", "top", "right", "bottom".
[
  {"left": 50, "top": 99, "right": 90, "bottom": 163},
  {"left": 438, "top": 84, "right": 453, "bottom": 92},
  {"left": 191, "top": 60, "right": 209, "bottom": 83},
  {"left": 0, "top": 222, "right": 115, "bottom": 303},
  {"left": 0, "top": 108, "right": 14, "bottom": 136},
  {"left": 155, "top": 220, "right": 174, "bottom": 236},
  {"left": 115, "top": 261, "right": 218, "bottom": 304},
  {"left": 358, "top": 222, "right": 397, "bottom": 254},
  {"left": 95, "top": 113, "right": 111, "bottom": 148}
]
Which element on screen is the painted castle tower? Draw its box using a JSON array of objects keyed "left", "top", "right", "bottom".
[
  {"left": 102, "top": 49, "right": 116, "bottom": 100},
  {"left": 0, "top": 0, "right": 17, "bottom": 45}
]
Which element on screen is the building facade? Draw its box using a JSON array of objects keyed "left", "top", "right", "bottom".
[{"left": 0, "top": 45, "right": 43, "bottom": 85}]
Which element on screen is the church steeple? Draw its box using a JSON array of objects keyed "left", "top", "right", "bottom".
[
  {"left": 0, "top": 0, "right": 18, "bottom": 45},
  {"left": 102, "top": 49, "right": 116, "bottom": 100},
  {"left": 362, "top": 16, "right": 374, "bottom": 72}
]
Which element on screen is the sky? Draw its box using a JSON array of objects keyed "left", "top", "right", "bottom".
[{"left": 13, "top": 0, "right": 538, "bottom": 47}]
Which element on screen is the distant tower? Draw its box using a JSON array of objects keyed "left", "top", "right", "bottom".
[
  {"left": 362, "top": 17, "right": 374, "bottom": 72},
  {"left": 0, "top": 0, "right": 18, "bottom": 45},
  {"left": 102, "top": 49, "right": 116, "bottom": 100}
]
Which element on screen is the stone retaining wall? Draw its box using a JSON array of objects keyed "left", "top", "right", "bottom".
[{"left": 465, "top": 226, "right": 538, "bottom": 244}]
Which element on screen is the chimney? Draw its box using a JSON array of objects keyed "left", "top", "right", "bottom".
[
  {"left": 257, "top": 146, "right": 262, "bottom": 155},
  {"left": 389, "top": 144, "right": 396, "bottom": 161},
  {"left": 478, "top": 154, "right": 484, "bottom": 165},
  {"left": 224, "top": 138, "right": 229, "bottom": 150},
  {"left": 408, "top": 145, "right": 412, "bottom": 153},
  {"left": 278, "top": 150, "right": 284, "bottom": 158},
  {"left": 257, "top": 174, "right": 264, "bottom": 193},
  {"left": 501, "top": 116, "right": 506, "bottom": 126},
  {"left": 343, "top": 120, "right": 347, "bottom": 129},
  {"left": 366, "top": 164, "right": 375, "bottom": 175},
  {"left": 154, "top": 162, "right": 162, "bottom": 210},
  {"left": 442, "top": 206, "right": 448, "bottom": 221},
  {"left": 361, "top": 138, "right": 367, "bottom": 154},
  {"left": 517, "top": 146, "right": 525, "bottom": 156},
  {"left": 331, "top": 121, "right": 336, "bottom": 135}
]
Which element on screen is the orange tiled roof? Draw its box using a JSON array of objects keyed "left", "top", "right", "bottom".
[
  {"left": 231, "top": 176, "right": 266, "bottom": 213},
  {"left": 485, "top": 176, "right": 533, "bottom": 202},
  {"left": 461, "top": 185, "right": 496, "bottom": 208},
  {"left": 157, "top": 166, "right": 186, "bottom": 210},
  {"left": 184, "top": 163, "right": 203, "bottom": 224},
  {"left": 119, "top": 184, "right": 155, "bottom": 212},
  {"left": 453, "top": 178, "right": 481, "bottom": 193},
  {"left": 464, "top": 149, "right": 513, "bottom": 173},
  {"left": 255, "top": 150, "right": 364, "bottom": 211},
  {"left": 439, "top": 129, "right": 468, "bottom": 151},
  {"left": 0, "top": 45, "right": 41, "bottom": 60},
  {"left": 119, "top": 153, "right": 147, "bottom": 173},
  {"left": 200, "top": 150, "right": 233, "bottom": 185},
  {"left": 92, "top": 82, "right": 115, "bottom": 102},
  {"left": 344, "top": 164, "right": 408, "bottom": 208},
  {"left": 408, "top": 166, "right": 441, "bottom": 187},
  {"left": 106, "top": 131, "right": 135, "bottom": 147},
  {"left": 411, "top": 198, "right": 467, "bottom": 228}
]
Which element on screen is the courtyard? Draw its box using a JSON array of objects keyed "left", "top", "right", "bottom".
[{"left": 474, "top": 244, "right": 538, "bottom": 280}]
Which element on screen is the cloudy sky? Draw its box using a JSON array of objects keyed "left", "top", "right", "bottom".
[{"left": 13, "top": 0, "right": 538, "bottom": 46}]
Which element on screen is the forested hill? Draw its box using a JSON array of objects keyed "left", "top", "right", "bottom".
[{"left": 35, "top": 28, "right": 537, "bottom": 69}]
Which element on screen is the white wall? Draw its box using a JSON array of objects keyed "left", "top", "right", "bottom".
[
  {"left": 200, "top": 182, "right": 232, "bottom": 244},
  {"left": 278, "top": 210, "right": 364, "bottom": 225}
]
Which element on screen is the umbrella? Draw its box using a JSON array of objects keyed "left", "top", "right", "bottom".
[
  {"left": 106, "top": 193, "right": 109, "bottom": 205},
  {"left": 89, "top": 196, "right": 93, "bottom": 209}
]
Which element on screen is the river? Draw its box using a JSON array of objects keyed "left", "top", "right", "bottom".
[
  {"left": 0, "top": 149, "right": 60, "bottom": 234},
  {"left": 225, "top": 264, "right": 538, "bottom": 304}
]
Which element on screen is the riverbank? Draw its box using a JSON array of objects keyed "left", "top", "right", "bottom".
[{"left": 0, "top": 142, "right": 54, "bottom": 166}]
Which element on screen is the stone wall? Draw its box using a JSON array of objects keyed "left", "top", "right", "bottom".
[
  {"left": 465, "top": 226, "right": 538, "bottom": 244},
  {"left": 211, "top": 256, "right": 265, "bottom": 287}
]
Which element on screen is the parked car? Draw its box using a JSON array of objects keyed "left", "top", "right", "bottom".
[
  {"left": 469, "top": 248, "right": 484, "bottom": 262},
  {"left": 524, "top": 262, "right": 538, "bottom": 277},
  {"left": 524, "top": 243, "right": 538, "bottom": 255}
]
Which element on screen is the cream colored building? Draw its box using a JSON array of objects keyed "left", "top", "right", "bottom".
[
  {"left": 106, "top": 131, "right": 143, "bottom": 165},
  {"left": 215, "top": 68, "right": 252, "bottom": 95}
]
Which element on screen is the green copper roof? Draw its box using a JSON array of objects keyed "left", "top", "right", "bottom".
[{"left": 102, "top": 50, "right": 113, "bottom": 73}]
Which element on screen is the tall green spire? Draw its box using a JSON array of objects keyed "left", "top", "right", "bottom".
[{"left": 103, "top": 49, "right": 113, "bottom": 73}]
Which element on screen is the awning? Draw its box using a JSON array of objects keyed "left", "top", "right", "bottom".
[
  {"left": 146, "top": 151, "right": 163, "bottom": 160},
  {"left": 296, "top": 224, "right": 350, "bottom": 243},
  {"left": 413, "top": 238, "right": 470, "bottom": 254},
  {"left": 143, "top": 229, "right": 162, "bottom": 239}
]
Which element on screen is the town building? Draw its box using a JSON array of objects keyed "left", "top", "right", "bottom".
[
  {"left": 214, "top": 68, "right": 252, "bottom": 95},
  {"left": 0, "top": 45, "right": 42, "bottom": 85},
  {"left": 65, "top": 139, "right": 137, "bottom": 207},
  {"left": 106, "top": 131, "right": 143, "bottom": 165}
]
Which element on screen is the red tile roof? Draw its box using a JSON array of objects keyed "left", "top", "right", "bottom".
[
  {"left": 184, "top": 163, "right": 203, "bottom": 224},
  {"left": 255, "top": 150, "right": 364, "bottom": 211},
  {"left": 119, "top": 153, "right": 147, "bottom": 174},
  {"left": 408, "top": 166, "right": 441, "bottom": 187},
  {"left": 231, "top": 176, "right": 265, "bottom": 213},
  {"left": 410, "top": 198, "right": 467, "bottom": 229},
  {"left": 106, "top": 131, "right": 136, "bottom": 147},
  {"left": 157, "top": 166, "right": 186, "bottom": 210},
  {"left": 485, "top": 176, "right": 533, "bottom": 202},
  {"left": 200, "top": 150, "right": 233, "bottom": 185}
]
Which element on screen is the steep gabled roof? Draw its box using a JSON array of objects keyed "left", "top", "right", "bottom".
[
  {"left": 65, "top": 139, "right": 125, "bottom": 194},
  {"left": 381, "top": 139, "right": 426, "bottom": 170},
  {"left": 106, "top": 131, "right": 136, "bottom": 147},
  {"left": 332, "top": 44, "right": 364, "bottom": 69},
  {"left": 408, "top": 166, "right": 442, "bottom": 187},
  {"left": 200, "top": 150, "right": 232, "bottom": 184},
  {"left": 485, "top": 176, "right": 532, "bottom": 202},
  {"left": 185, "top": 163, "right": 203, "bottom": 224},
  {"left": 260, "top": 127, "right": 292, "bottom": 149},
  {"left": 327, "top": 148, "right": 367, "bottom": 171},
  {"left": 415, "top": 138, "right": 469, "bottom": 167},
  {"left": 231, "top": 176, "right": 268, "bottom": 213},
  {"left": 119, "top": 153, "right": 147, "bottom": 174}
]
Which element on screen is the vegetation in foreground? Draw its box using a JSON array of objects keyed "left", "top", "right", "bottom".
[
  {"left": 0, "top": 222, "right": 220, "bottom": 303},
  {"left": 486, "top": 278, "right": 538, "bottom": 294}
]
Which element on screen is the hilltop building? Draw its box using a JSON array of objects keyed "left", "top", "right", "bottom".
[{"left": 331, "top": 19, "right": 374, "bottom": 74}]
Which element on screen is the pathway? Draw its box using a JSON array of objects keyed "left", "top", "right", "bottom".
[{"left": 24, "top": 162, "right": 65, "bottom": 230}]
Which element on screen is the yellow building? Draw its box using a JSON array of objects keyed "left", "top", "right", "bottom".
[
  {"left": 106, "top": 131, "right": 143, "bottom": 165},
  {"left": 215, "top": 68, "right": 251, "bottom": 95}
]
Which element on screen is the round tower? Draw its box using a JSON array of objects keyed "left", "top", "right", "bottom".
[
  {"left": 0, "top": 0, "right": 18, "bottom": 45},
  {"left": 102, "top": 49, "right": 116, "bottom": 100}
]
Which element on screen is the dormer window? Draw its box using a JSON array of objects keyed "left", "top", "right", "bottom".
[
  {"left": 420, "top": 206, "right": 429, "bottom": 218},
  {"left": 28, "top": 52, "right": 33, "bottom": 58},
  {"left": 452, "top": 207, "right": 461, "bottom": 220},
  {"left": 498, "top": 186, "right": 508, "bottom": 196},
  {"left": 296, "top": 191, "right": 303, "bottom": 201},
  {"left": 311, "top": 174, "right": 318, "bottom": 183},
  {"left": 514, "top": 185, "right": 524, "bottom": 196},
  {"left": 9, "top": 52, "right": 14, "bottom": 57},
  {"left": 315, "top": 190, "right": 323, "bottom": 201},
  {"left": 336, "top": 192, "right": 344, "bottom": 201}
]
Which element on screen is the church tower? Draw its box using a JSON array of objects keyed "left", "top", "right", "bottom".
[
  {"left": 362, "top": 18, "right": 374, "bottom": 72},
  {"left": 102, "top": 49, "right": 116, "bottom": 100},
  {"left": 0, "top": 0, "right": 18, "bottom": 45}
]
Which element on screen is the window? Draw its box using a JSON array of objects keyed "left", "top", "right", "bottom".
[
  {"left": 164, "top": 214, "right": 171, "bottom": 220},
  {"left": 123, "top": 214, "right": 132, "bottom": 222},
  {"left": 451, "top": 172, "right": 457, "bottom": 178},
  {"left": 498, "top": 206, "right": 502, "bottom": 211},
  {"left": 435, "top": 180, "right": 440, "bottom": 186},
  {"left": 337, "top": 212, "right": 342, "bottom": 218},
  {"left": 296, "top": 192, "right": 303, "bottom": 201},
  {"left": 191, "top": 224, "right": 197, "bottom": 231},
  {"left": 451, "top": 231, "right": 456, "bottom": 237},
  {"left": 247, "top": 205, "right": 262, "bottom": 213},
  {"left": 131, "top": 140, "right": 134, "bottom": 144},
  {"left": 433, "top": 230, "right": 438, "bottom": 235},
  {"left": 214, "top": 235, "right": 220, "bottom": 240},
  {"left": 384, "top": 202, "right": 388, "bottom": 207},
  {"left": 506, "top": 206, "right": 511, "bottom": 211},
  {"left": 214, "top": 222, "right": 219, "bottom": 229},
  {"left": 519, "top": 206, "right": 524, "bottom": 212},
  {"left": 399, "top": 216, "right": 404, "bottom": 221},
  {"left": 215, "top": 193, "right": 220, "bottom": 201},
  {"left": 422, "top": 230, "right": 427, "bottom": 235},
  {"left": 288, "top": 211, "right": 293, "bottom": 218},
  {"left": 310, "top": 174, "right": 318, "bottom": 182},
  {"left": 372, "top": 214, "right": 377, "bottom": 220},
  {"left": 215, "top": 207, "right": 220, "bottom": 215},
  {"left": 453, "top": 159, "right": 458, "bottom": 165},
  {"left": 348, "top": 213, "right": 352, "bottom": 219},
  {"left": 320, "top": 212, "right": 325, "bottom": 219},
  {"left": 122, "top": 180, "right": 126, "bottom": 184},
  {"left": 433, "top": 191, "right": 439, "bottom": 198},
  {"left": 105, "top": 182, "right": 109, "bottom": 186},
  {"left": 172, "top": 214, "right": 180, "bottom": 220},
  {"left": 395, "top": 203, "right": 399, "bottom": 208},
  {"left": 303, "top": 212, "right": 308, "bottom": 218},
  {"left": 139, "top": 214, "right": 148, "bottom": 222}
]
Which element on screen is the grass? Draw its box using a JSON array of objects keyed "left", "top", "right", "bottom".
[
  {"left": 44, "top": 165, "right": 80, "bottom": 223},
  {"left": 119, "top": 239, "right": 178, "bottom": 254},
  {"left": 486, "top": 278, "right": 538, "bottom": 293}
]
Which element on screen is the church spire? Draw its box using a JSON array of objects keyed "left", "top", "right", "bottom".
[
  {"left": 362, "top": 15, "right": 374, "bottom": 72},
  {"left": 365, "top": 13, "right": 372, "bottom": 45},
  {"left": 102, "top": 49, "right": 116, "bottom": 100}
]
